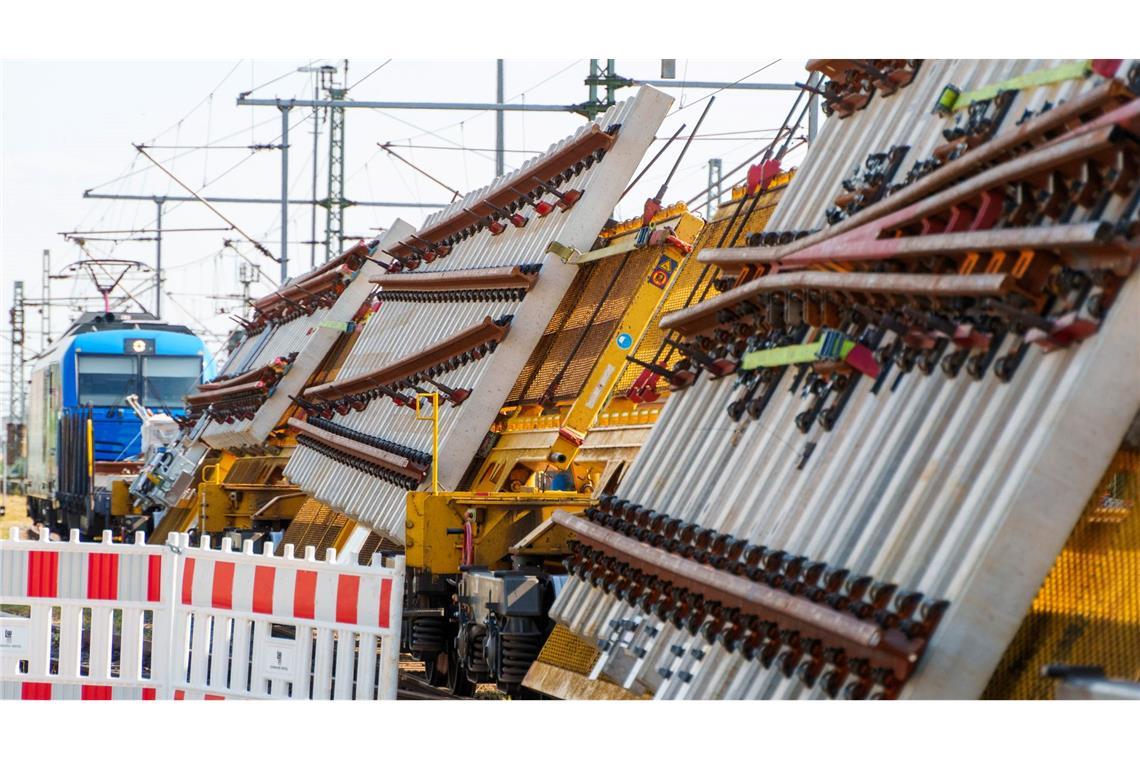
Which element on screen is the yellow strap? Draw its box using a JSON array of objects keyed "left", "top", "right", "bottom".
[{"left": 954, "top": 60, "right": 1091, "bottom": 112}]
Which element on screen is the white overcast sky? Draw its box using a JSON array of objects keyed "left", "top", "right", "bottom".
[{"left": 1, "top": 58, "right": 811, "bottom": 361}]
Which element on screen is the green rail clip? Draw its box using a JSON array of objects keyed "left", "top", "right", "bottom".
[{"left": 741, "top": 329, "right": 880, "bottom": 378}]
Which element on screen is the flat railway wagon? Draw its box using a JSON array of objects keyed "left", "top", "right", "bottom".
[{"left": 25, "top": 311, "right": 213, "bottom": 538}]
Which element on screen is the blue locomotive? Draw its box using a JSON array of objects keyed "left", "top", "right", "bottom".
[{"left": 25, "top": 311, "right": 214, "bottom": 536}]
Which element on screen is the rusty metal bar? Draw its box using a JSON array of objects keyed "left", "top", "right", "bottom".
[
  {"left": 707, "top": 80, "right": 1136, "bottom": 272},
  {"left": 702, "top": 221, "right": 1125, "bottom": 268},
  {"left": 370, "top": 265, "right": 539, "bottom": 292},
  {"left": 660, "top": 271, "right": 1013, "bottom": 337},
  {"left": 184, "top": 379, "right": 269, "bottom": 407},
  {"left": 385, "top": 124, "right": 617, "bottom": 262},
  {"left": 195, "top": 359, "right": 288, "bottom": 392},
  {"left": 704, "top": 123, "right": 1134, "bottom": 275},
  {"left": 883, "top": 124, "right": 1132, "bottom": 234},
  {"left": 553, "top": 510, "right": 923, "bottom": 679},
  {"left": 304, "top": 315, "right": 510, "bottom": 402},
  {"left": 1037, "top": 92, "right": 1140, "bottom": 147},
  {"left": 294, "top": 239, "right": 370, "bottom": 282},
  {"left": 287, "top": 416, "right": 426, "bottom": 481},
  {"left": 247, "top": 240, "right": 372, "bottom": 314},
  {"left": 249, "top": 266, "right": 347, "bottom": 313}
]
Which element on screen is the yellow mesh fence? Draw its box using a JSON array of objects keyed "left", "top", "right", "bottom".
[
  {"left": 536, "top": 623, "right": 602, "bottom": 676},
  {"left": 278, "top": 497, "right": 352, "bottom": 557},
  {"left": 983, "top": 447, "right": 1140, "bottom": 698},
  {"left": 508, "top": 253, "right": 649, "bottom": 405},
  {"left": 279, "top": 498, "right": 400, "bottom": 563}
]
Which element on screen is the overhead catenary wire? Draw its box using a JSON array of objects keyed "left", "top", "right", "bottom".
[
  {"left": 132, "top": 145, "right": 274, "bottom": 262},
  {"left": 162, "top": 245, "right": 230, "bottom": 272},
  {"left": 60, "top": 226, "right": 231, "bottom": 236},
  {"left": 664, "top": 59, "right": 782, "bottom": 119},
  {"left": 94, "top": 71, "right": 315, "bottom": 208},
  {"left": 362, "top": 60, "right": 585, "bottom": 179},
  {"left": 509, "top": 59, "right": 583, "bottom": 103},
  {"left": 619, "top": 122, "right": 687, "bottom": 202},
  {"left": 347, "top": 59, "right": 392, "bottom": 92},
  {"left": 157, "top": 108, "right": 319, "bottom": 221},
  {"left": 379, "top": 143, "right": 462, "bottom": 201},
  {"left": 379, "top": 59, "right": 584, "bottom": 148},
  {"left": 80, "top": 68, "right": 302, "bottom": 246},
  {"left": 238, "top": 60, "right": 317, "bottom": 99},
  {"left": 56, "top": 59, "right": 807, "bottom": 357},
  {"left": 147, "top": 59, "right": 245, "bottom": 145},
  {"left": 140, "top": 144, "right": 281, "bottom": 150},
  {"left": 371, "top": 109, "right": 522, "bottom": 172},
  {"left": 162, "top": 290, "right": 230, "bottom": 338},
  {"left": 86, "top": 113, "right": 283, "bottom": 192},
  {"left": 684, "top": 76, "right": 813, "bottom": 208},
  {"left": 381, "top": 144, "right": 541, "bottom": 154},
  {"left": 203, "top": 91, "right": 214, "bottom": 186}
]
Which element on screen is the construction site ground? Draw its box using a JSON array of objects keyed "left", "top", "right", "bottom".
[{"left": 0, "top": 494, "right": 33, "bottom": 537}]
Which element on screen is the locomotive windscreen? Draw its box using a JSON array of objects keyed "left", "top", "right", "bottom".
[
  {"left": 142, "top": 355, "right": 201, "bottom": 408},
  {"left": 77, "top": 354, "right": 201, "bottom": 409},
  {"left": 77, "top": 355, "right": 139, "bottom": 406}
]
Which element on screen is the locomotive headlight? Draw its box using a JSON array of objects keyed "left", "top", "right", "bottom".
[{"left": 124, "top": 338, "right": 155, "bottom": 354}]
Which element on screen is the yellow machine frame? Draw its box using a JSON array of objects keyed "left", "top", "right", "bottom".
[
  {"left": 405, "top": 490, "right": 594, "bottom": 575},
  {"left": 406, "top": 206, "right": 704, "bottom": 575},
  {"left": 471, "top": 207, "right": 702, "bottom": 493}
]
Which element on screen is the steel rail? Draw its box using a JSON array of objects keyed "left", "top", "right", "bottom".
[
  {"left": 304, "top": 316, "right": 510, "bottom": 401},
  {"left": 707, "top": 80, "right": 1137, "bottom": 271},
  {"left": 370, "top": 265, "right": 538, "bottom": 292},
  {"left": 553, "top": 510, "right": 924, "bottom": 680},
  {"left": 659, "top": 271, "right": 1013, "bottom": 337},
  {"left": 288, "top": 417, "right": 426, "bottom": 481}
]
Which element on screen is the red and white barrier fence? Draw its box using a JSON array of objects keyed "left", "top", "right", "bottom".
[
  {"left": 0, "top": 528, "right": 172, "bottom": 700},
  {"left": 0, "top": 527, "right": 404, "bottom": 700},
  {"left": 170, "top": 533, "right": 404, "bottom": 700}
]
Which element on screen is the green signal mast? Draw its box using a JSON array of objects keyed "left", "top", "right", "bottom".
[{"left": 320, "top": 62, "right": 349, "bottom": 262}]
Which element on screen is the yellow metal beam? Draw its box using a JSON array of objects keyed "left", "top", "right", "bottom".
[
  {"left": 548, "top": 210, "right": 703, "bottom": 467},
  {"left": 405, "top": 489, "right": 593, "bottom": 574},
  {"left": 415, "top": 392, "right": 440, "bottom": 494}
]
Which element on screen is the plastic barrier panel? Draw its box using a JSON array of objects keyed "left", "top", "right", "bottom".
[{"left": 0, "top": 527, "right": 404, "bottom": 700}]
